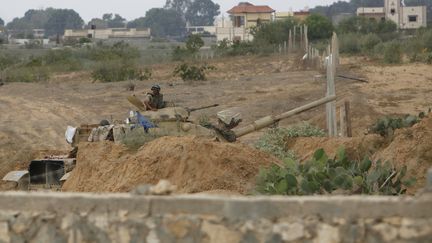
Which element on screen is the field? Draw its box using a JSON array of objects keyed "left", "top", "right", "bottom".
[{"left": 0, "top": 53, "right": 431, "bottom": 193}]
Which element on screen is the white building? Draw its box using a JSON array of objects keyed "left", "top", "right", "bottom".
[
  {"left": 357, "top": 0, "right": 427, "bottom": 29},
  {"left": 64, "top": 28, "right": 151, "bottom": 40}
]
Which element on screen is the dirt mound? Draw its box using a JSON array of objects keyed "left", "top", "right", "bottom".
[
  {"left": 287, "top": 116, "right": 432, "bottom": 193},
  {"left": 373, "top": 116, "right": 432, "bottom": 193},
  {"left": 62, "top": 136, "right": 278, "bottom": 194},
  {"left": 287, "top": 135, "right": 384, "bottom": 161}
]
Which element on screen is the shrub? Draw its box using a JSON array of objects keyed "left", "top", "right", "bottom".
[
  {"left": 255, "top": 123, "right": 325, "bottom": 161},
  {"left": 3, "top": 66, "right": 50, "bottom": 83},
  {"left": 185, "top": 34, "right": 204, "bottom": 52},
  {"left": 251, "top": 18, "right": 298, "bottom": 44},
  {"left": 85, "top": 41, "right": 140, "bottom": 61},
  {"left": 383, "top": 41, "right": 402, "bottom": 64},
  {"left": 339, "top": 33, "right": 361, "bottom": 54},
  {"left": 304, "top": 14, "right": 334, "bottom": 40},
  {"left": 172, "top": 46, "right": 193, "bottom": 61},
  {"left": 91, "top": 61, "right": 151, "bottom": 82},
  {"left": 369, "top": 114, "right": 421, "bottom": 137},
  {"left": 361, "top": 33, "right": 381, "bottom": 53},
  {"left": 256, "top": 148, "right": 415, "bottom": 195},
  {"left": 171, "top": 35, "right": 204, "bottom": 61},
  {"left": 0, "top": 54, "right": 20, "bottom": 71},
  {"left": 173, "top": 63, "right": 215, "bottom": 81}
]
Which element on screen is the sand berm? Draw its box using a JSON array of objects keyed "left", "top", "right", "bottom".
[{"left": 62, "top": 136, "right": 279, "bottom": 194}]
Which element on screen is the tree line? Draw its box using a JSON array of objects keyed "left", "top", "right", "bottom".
[{"left": 1, "top": 0, "right": 220, "bottom": 38}]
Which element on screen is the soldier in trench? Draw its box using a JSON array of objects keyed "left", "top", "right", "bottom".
[{"left": 143, "top": 84, "right": 166, "bottom": 111}]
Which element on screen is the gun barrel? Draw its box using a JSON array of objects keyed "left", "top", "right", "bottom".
[
  {"left": 188, "top": 104, "right": 219, "bottom": 112},
  {"left": 232, "top": 95, "right": 336, "bottom": 138}
]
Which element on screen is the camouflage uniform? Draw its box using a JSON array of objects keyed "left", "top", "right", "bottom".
[{"left": 145, "top": 93, "right": 166, "bottom": 109}]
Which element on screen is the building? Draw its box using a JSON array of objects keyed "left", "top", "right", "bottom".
[
  {"left": 275, "top": 11, "right": 310, "bottom": 22},
  {"left": 64, "top": 28, "right": 151, "bottom": 40},
  {"left": 32, "top": 29, "right": 45, "bottom": 39},
  {"left": 216, "top": 2, "right": 275, "bottom": 42},
  {"left": 186, "top": 25, "right": 216, "bottom": 36},
  {"left": 357, "top": 0, "right": 427, "bottom": 29}
]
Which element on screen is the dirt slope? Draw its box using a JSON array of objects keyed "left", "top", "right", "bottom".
[
  {"left": 287, "top": 116, "right": 432, "bottom": 193},
  {"left": 62, "top": 136, "right": 278, "bottom": 194}
]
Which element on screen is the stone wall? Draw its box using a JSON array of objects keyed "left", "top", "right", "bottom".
[{"left": 0, "top": 192, "right": 431, "bottom": 243}]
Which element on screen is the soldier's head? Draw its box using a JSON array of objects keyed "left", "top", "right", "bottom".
[{"left": 151, "top": 84, "right": 161, "bottom": 95}]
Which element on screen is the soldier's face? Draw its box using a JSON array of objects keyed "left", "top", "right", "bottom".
[{"left": 152, "top": 89, "right": 159, "bottom": 95}]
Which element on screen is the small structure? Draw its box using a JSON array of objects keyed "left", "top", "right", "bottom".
[
  {"left": 216, "top": 2, "right": 274, "bottom": 42},
  {"left": 32, "top": 29, "right": 45, "bottom": 39},
  {"left": 357, "top": 0, "right": 427, "bottom": 29},
  {"left": 64, "top": 28, "right": 151, "bottom": 40},
  {"left": 275, "top": 11, "right": 310, "bottom": 22},
  {"left": 186, "top": 25, "right": 216, "bottom": 36}
]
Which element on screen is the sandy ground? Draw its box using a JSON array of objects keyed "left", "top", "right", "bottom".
[{"left": 0, "top": 54, "right": 431, "bottom": 185}]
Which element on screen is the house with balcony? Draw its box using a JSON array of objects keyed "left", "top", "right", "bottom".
[
  {"left": 216, "top": 2, "right": 274, "bottom": 42},
  {"left": 357, "top": 0, "right": 427, "bottom": 29}
]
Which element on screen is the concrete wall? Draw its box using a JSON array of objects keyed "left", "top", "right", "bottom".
[{"left": 0, "top": 192, "right": 431, "bottom": 243}]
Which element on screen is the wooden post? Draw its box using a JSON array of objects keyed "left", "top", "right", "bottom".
[
  {"left": 304, "top": 25, "right": 309, "bottom": 52},
  {"left": 300, "top": 25, "right": 303, "bottom": 49},
  {"left": 340, "top": 104, "right": 346, "bottom": 137},
  {"left": 293, "top": 26, "right": 296, "bottom": 50},
  {"left": 345, "top": 100, "right": 352, "bottom": 137},
  {"left": 288, "top": 29, "right": 292, "bottom": 52},
  {"left": 326, "top": 32, "right": 338, "bottom": 137},
  {"left": 284, "top": 41, "right": 287, "bottom": 54}
]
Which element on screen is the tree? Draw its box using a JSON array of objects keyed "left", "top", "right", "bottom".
[
  {"left": 102, "top": 13, "right": 126, "bottom": 28},
  {"left": 0, "top": 17, "right": 4, "bottom": 26},
  {"left": 304, "top": 14, "right": 334, "bottom": 40},
  {"left": 44, "top": 9, "right": 84, "bottom": 36},
  {"left": 87, "top": 18, "right": 108, "bottom": 29},
  {"left": 6, "top": 8, "right": 55, "bottom": 31},
  {"left": 127, "top": 17, "right": 146, "bottom": 28},
  {"left": 185, "top": 0, "right": 220, "bottom": 26},
  {"left": 251, "top": 18, "right": 298, "bottom": 45},
  {"left": 128, "top": 8, "right": 185, "bottom": 37},
  {"left": 164, "top": 0, "right": 192, "bottom": 14},
  {"left": 185, "top": 34, "right": 204, "bottom": 52}
]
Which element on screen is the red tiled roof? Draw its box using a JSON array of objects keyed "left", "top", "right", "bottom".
[{"left": 228, "top": 2, "right": 275, "bottom": 14}]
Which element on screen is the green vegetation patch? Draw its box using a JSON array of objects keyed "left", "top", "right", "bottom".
[{"left": 256, "top": 147, "right": 415, "bottom": 196}]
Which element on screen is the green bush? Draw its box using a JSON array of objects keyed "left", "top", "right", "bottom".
[
  {"left": 3, "top": 66, "right": 50, "bottom": 83},
  {"left": 185, "top": 34, "right": 204, "bottom": 52},
  {"left": 171, "top": 35, "right": 204, "bottom": 61},
  {"left": 383, "top": 41, "right": 402, "bottom": 64},
  {"left": 85, "top": 41, "right": 140, "bottom": 61},
  {"left": 172, "top": 46, "right": 193, "bottom": 61},
  {"left": 339, "top": 33, "right": 361, "bottom": 54},
  {"left": 0, "top": 53, "right": 20, "bottom": 71},
  {"left": 256, "top": 148, "right": 415, "bottom": 195},
  {"left": 361, "top": 33, "right": 381, "bottom": 53},
  {"left": 369, "top": 114, "right": 422, "bottom": 137},
  {"left": 91, "top": 61, "right": 151, "bottom": 82},
  {"left": 173, "top": 63, "right": 215, "bottom": 81},
  {"left": 255, "top": 123, "right": 325, "bottom": 161},
  {"left": 251, "top": 18, "right": 298, "bottom": 44},
  {"left": 304, "top": 14, "right": 334, "bottom": 40}
]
